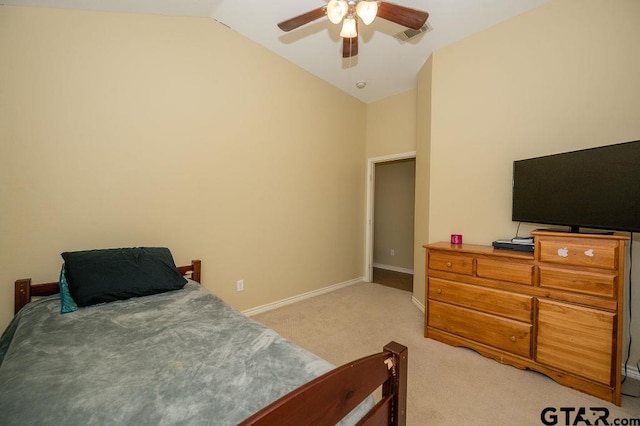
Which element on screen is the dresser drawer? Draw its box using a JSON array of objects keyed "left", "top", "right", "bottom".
[
  {"left": 536, "top": 299, "right": 615, "bottom": 385},
  {"left": 428, "top": 251, "right": 474, "bottom": 275},
  {"left": 428, "top": 300, "right": 532, "bottom": 358},
  {"left": 476, "top": 258, "right": 533, "bottom": 285},
  {"left": 537, "top": 236, "right": 618, "bottom": 270},
  {"left": 539, "top": 266, "right": 617, "bottom": 298},
  {"left": 428, "top": 278, "right": 533, "bottom": 323}
]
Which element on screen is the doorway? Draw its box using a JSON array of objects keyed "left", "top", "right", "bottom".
[{"left": 365, "top": 152, "right": 416, "bottom": 291}]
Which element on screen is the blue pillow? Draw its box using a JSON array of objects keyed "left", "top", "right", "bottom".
[{"left": 59, "top": 264, "right": 78, "bottom": 314}]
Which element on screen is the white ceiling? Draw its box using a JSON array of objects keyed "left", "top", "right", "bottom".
[{"left": 3, "top": 0, "right": 549, "bottom": 103}]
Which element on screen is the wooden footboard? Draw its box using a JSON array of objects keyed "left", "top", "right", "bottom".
[
  {"left": 14, "top": 259, "right": 202, "bottom": 314},
  {"left": 240, "top": 341, "right": 408, "bottom": 426}
]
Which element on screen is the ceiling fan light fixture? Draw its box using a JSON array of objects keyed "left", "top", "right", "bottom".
[
  {"left": 326, "top": 0, "right": 348, "bottom": 24},
  {"left": 340, "top": 15, "right": 358, "bottom": 38},
  {"left": 356, "top": 1, "right": 378, "bottom": 25}
]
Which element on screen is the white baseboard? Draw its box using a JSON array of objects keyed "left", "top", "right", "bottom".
[
  {"left": 623, "top": 364, "right": 640, "bottom": 381},
  {"left": 412, "top": 296, "right": 425, "bottom": 313},
  {"left": 242, "top": 277, "right": 364, "bottom": 317},
  {"left": 373, "top": 263, "right": 414, "bottom": 275}
]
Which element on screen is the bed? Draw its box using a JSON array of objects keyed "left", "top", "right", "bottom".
[{"left": 1, "top": 248, "right": 407, "bottom": 425}]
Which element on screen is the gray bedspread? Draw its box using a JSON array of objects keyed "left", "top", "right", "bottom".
[{"left": 0, "top": 281, "right": 371, "bottom": 425}]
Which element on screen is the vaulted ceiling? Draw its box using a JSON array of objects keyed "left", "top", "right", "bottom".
[{"left": 3, "top": 0, "right": 549, "bottom": 103}]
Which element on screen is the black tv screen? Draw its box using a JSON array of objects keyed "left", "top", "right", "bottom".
[{"left": 512, "top": 140, "right": 640, "bottom": 233}]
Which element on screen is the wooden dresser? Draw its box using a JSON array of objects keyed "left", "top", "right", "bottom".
[{"left": 424, "top": 230, "right": 628, "bottom": 405}]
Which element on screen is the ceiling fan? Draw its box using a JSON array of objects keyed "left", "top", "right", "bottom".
[{"left": 277, "top": 1, "right": 429, "bottom": 58}]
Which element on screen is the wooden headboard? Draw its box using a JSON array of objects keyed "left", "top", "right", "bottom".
[{"left": 14, "top": 259, "right": 202, "bottom": 315}]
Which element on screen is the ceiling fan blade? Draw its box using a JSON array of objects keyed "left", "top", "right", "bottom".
[
  {"left": 342, "top": 35, "right": 359, "bottom": 58},
  {"left": 377, "top": 2, "right": 429, "bottom": 30},
  {"left": 277, "top": 7, "right": 326, "bottom": 32}
]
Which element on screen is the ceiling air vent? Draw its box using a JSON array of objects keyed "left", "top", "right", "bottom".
[{"left": 393, "top": 22, "right": 432, "bottom": 44}]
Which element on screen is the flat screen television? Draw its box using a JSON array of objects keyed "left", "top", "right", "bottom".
[{"left": 512, "top": 139, "right": 640, "bottom": 233}]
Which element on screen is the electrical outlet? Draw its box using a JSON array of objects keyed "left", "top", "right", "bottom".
[
  {"left": 236, "top": 280, "right": 244, "bottom": 292},
  {"left": 390, "top": 249, "right": 395, "bottom": 256}
]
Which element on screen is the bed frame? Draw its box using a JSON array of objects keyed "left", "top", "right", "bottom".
[{"left": 13, "top": 259, "right": 408, "bottom": 426}]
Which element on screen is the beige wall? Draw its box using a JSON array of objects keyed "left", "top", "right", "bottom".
[
  {"left": 418, "top": 0, "right": 640, "bottom": 366},
  {"left": 0, "top": 6, "right": 367, "bottom": 330},
  {"left": 373, "top": 159, "right": 415, "bottom": 271},
  {"left": 413, "top": 56, "right": 433, "bottom": 308},
  {"left": 366, "top": 89, "right": 416, "bottom": 158}
]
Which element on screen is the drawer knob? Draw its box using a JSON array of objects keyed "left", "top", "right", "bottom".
[
  {"left": 436, "top": 289, "right": 442, "bottom": 294},
  {"left": 510, "top": 336, "right": 517, "bottom": 343},
  {"left": 446, "top": 262, "right": 452, "bottom": 267}
]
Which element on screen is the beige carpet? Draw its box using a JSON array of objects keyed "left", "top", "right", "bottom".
[{"left": 252, "top": 282, "right": 640, "bottom": 426}]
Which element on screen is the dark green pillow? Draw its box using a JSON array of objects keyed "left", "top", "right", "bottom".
[{"left": 61, "top": 247, "right": 187, "bottom": 307}]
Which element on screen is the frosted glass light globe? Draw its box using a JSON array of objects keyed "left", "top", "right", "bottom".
[
  {"left": 356, "top": 1, "right": 378, "bottom": 25},
  {"left": 327, "top": 0, "right": 348, "bottom": 24},
  {"left": 340, "top": 16, "right": 358, "bottom": 38}
]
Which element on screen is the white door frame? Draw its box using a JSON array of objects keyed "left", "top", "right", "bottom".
[{"left": 364, "top": 151, "right": 417, "bottom": 282}]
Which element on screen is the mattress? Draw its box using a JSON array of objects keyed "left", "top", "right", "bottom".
[{"left": 0, "top": 281, "right": 371, "bottom": 425}]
